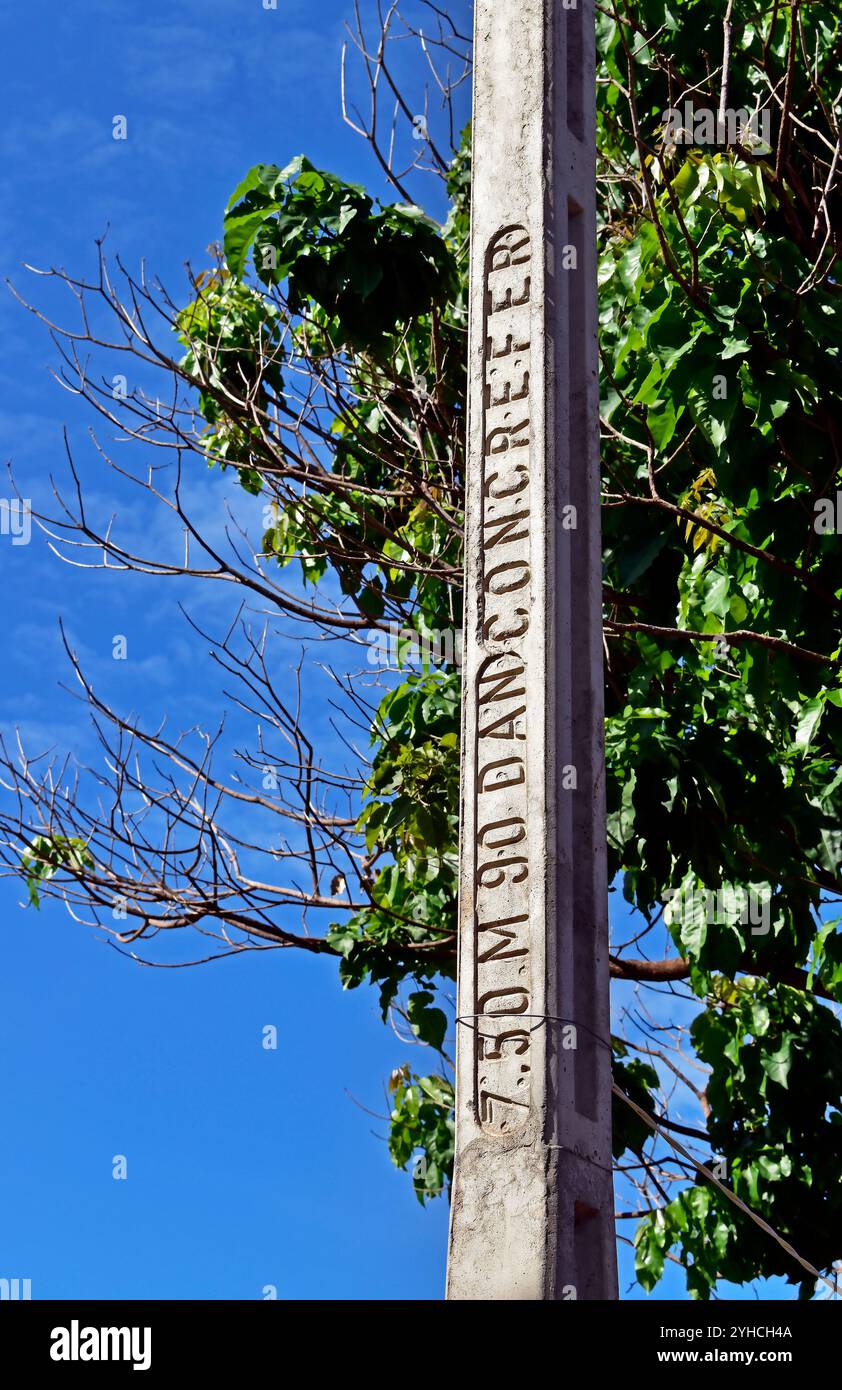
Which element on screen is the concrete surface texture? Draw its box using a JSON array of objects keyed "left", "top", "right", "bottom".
[{"left": 446, "top": 0, "right": 617, "bottom": 1301}]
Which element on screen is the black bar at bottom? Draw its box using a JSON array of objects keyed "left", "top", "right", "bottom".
[{"left": 0, "top": 1296, "right": 835, "bottom": 1376}]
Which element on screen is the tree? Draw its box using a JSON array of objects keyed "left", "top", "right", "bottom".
[{"left": 2, "top": 0, "right": 841, "bottom": 1298}]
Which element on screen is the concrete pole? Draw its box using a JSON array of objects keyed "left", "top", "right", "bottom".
[{"left": 446, "top": 0, "right": 617, "bottom": 1301}]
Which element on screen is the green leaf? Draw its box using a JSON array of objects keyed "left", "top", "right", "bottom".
[
  {"left": 794, "top": 698, "right": 824, "bottom": 753},
  {"left": 760, "top": 1038, "right": 793, "bottom": 1089},
  {"left": 406, "top": 991, "right": 447, "bottom": 1051}
]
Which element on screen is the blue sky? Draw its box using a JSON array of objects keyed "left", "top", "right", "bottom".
[{"left": 0, "top": 0, "right": 801, "bottom": 1302}]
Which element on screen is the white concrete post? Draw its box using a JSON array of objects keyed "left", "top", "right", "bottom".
[{"left": 447, "top": 0, "right": 617, "bottom": 1301}]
